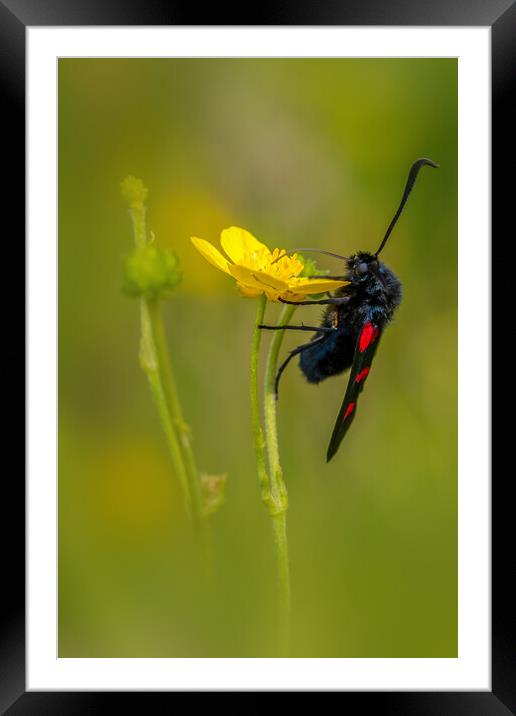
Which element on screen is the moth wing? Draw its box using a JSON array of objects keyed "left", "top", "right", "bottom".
[{"left": 326, "top": 321, "right": 382, "bottom": 462}]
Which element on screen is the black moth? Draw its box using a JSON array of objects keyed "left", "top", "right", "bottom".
[{"left": 259, "top": 158, "right": 439, "bottom": 462}]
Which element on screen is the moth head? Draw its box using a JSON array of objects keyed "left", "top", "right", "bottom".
[{"left": 350, "top": 252, "right": 377, "bottom": 280}]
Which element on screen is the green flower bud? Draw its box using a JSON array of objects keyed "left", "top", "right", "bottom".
[
  {"left": 298, "top": 254, "right": 330, "bottom": 278},
  {"left": 122, "top": 245, "right": 182, "bottom": 300},
  {"left": 298, "top": 254, "right": 332, "bottom": 298},
  {"left": 120, "top": 175, "right": 148, "bottom": 211}
]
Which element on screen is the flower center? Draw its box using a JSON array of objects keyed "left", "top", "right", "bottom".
[{"left": 240, "top": 248, "right": 303, "bottom": 280}]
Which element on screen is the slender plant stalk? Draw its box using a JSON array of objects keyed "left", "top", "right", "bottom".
[
  {"left": 264, "top": 303, "right": 296, "bottom": 509},
  {"left": 127, "top": 199, "right": 207, "bottom": 541},
  {"left": 146, "top": 299, "right": 204, "bottom": 531},
  {"left": 250, "top": 297, "right": 296, "bottom": 655},
  {"left": 250, "top": 295, "right": 271, "bottom": 505},
  {"left": 270, "top": 510, "right": 290, "bottom": 656},
  {"left": 263, "top": 302, "right": 296, "bottom": 656},
  {"left": 129, "top": 204, "right": 147, "bottom": 249},
  {"left": 139, "top": 308, "right": 193, "bottom": 519}
]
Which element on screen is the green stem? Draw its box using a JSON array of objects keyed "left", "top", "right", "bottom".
[
  {"left": 127, "top": 198, "right": 207, "bottom": 541},
  {"left": 146, "top": 298, "right": 204, "bottom": 532},
  {"left": 263, "top": 303, "right": 296, "bottom": 510},
  {"left": 271, "top": 510, "right": 290, "bottom": 656},
  {"left": 129, "top": 204, "right": 147, "bottom": 248},
  {"left": 263, "top": 301, "right": 296, "bottom": 656},
  {"left": 139, "top": 301, "right": 192, "bottom": 519},
  {"left": 250, "top": 295, "right": 271, "bottom": 505}
]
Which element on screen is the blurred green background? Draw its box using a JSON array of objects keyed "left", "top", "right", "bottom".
[{"left": 58, "top": 58, "right": 457, "bottom": 657}]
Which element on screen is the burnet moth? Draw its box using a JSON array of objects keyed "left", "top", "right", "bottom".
[{"left": 259, "top": 158, "right": 439, "bottom": 461}]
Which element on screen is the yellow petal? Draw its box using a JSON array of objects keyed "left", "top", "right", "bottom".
[
  {"left": 220, "top": 226, "right": 271, "bottom": 264},
  {"left": 287, "top": 277, "right": 349, "bottom": 294},
  {"left": 236, "top": 283, "right": 263, "bottom": 298},
  {"left": 229, "top": 264, "right": 289, "bottom": 292},
  {"left": 191, "top": 237, "right": 231, "bottom": 274}
]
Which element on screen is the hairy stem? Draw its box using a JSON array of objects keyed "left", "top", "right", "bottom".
[
  {"left": 264, "top": 303, "right": 296, "bottom": 510},
  {"left": 139, "top": 301, "right": 193, "bottom": 519},
  {"left": 127, "top": 197, "right": 207, "bottom": 540},
  {"left": 271, "top": 510, "right": 290, "bottom": 657},
  {"left": 146, "top": 299, "right": 204, "bottom": 532},
  {"left": 250, "top": 295, "right": 271, "bottom": 505},
  {"left": 263, "top": 301, "right": 296, "bottom": 656}
]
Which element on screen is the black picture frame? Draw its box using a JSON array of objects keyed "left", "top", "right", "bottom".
[{"left": 3, "top": 0, "right": 510, "bottom": 711}]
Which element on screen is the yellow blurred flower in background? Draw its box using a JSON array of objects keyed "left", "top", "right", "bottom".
[{"left": 191, "top": 226, "right": 347, "bottom": 301}]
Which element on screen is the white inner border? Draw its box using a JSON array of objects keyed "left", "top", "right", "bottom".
[{"left": 27, "top": 27, "right": 490, "bottom": 691}]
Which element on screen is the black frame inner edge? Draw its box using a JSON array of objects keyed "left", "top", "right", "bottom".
[{"left": 2, "top": 0, "right": 511, "bottom": 712}]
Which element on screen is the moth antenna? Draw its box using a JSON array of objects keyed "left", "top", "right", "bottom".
[
  {"left": 374, "top": 158, "right": 439, "bottom": 257},
  {"left": 272, "top": 248, "right": 349, "bottom": 264}
]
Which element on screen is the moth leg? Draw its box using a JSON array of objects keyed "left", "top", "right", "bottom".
[
  {"left": 258, "top": 324, "right": 336, "bottom": 333},
  {"left": 275, "top": 334, "right": 328, "bottom": 398},
  {"left": 308, "top": 275, "right": 349, "bottom": 281},
  {"left": 279, "top": 296, "right": 350, "bottom": 306}
]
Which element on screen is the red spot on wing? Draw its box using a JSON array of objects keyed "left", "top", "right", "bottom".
[
  {"left": 355, "top": 367, "right": 370, "bottom": 383},
  {"left": 359, "top": 323, "right": 380, "bottom": 352},
  {"left": 343, "top": 402, "right": 355, "bottom": 420}
]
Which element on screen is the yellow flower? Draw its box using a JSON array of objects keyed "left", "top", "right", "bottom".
[{"left": 191, "top": 226, "right": 348, "bottom": 301}]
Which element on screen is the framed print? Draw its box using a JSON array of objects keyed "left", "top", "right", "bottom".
[{"left": 2, "top": 0, "right": 512, "bottom": 710}]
